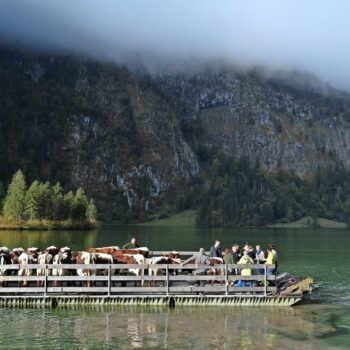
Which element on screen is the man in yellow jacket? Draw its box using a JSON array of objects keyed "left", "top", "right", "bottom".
[
  {"left": 265, "top": 246, "right": 277, "bottom": 275},
  {"left": 237, "top": 250, "right": 255, "bottom": 287},
  {"left": 238, "top": 250, "right": 255, "bottom": 276}
]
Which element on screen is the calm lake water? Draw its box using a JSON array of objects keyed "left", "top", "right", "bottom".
[{"left": 0, "top": 226, "right": 349, "bottom": 349}]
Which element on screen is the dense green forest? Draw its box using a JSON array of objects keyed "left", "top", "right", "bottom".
[
  {"left": 0, "top": 170, "right": 97, "bottom": 226},
  {"left": 186, "top": 154, "right": 350, "bottom": 227}
]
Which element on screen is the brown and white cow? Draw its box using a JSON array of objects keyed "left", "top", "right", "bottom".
[
  {"left": 94, "top": 253, "right": 114, "bottom": 278},
  {"left": 18, "top": 248, "right": 39, "bottom": 287},
  {"left": 52, "top": 247, "right": 73, "bottom": 287},
  {"left": 76, "top": 252, "right": 96, "bottom": 287},
  {"left": 168, "top": 251, "right": 180, "bottom": 260},
  {"left": 113, "top": 247, "right": 149, "bottom": 258},
  {"left": 87, "top": 246, "right": 120, "bottom": 255},
  {"left": 10, "top": 248, "right": 25, "bottom": 264},
  {"left": 36, "top": 246, "right": 59, "bottom": 286},
  {"left": 0, "top": 247, "right": 11, "bottom": 286},
  {"left": 208, "top": 257, "right": 225, "bottom": 285},
  {"left": 112, "top": 253, "right": 146, "bottom": 286},
  {"left": 147, "top": 256, "right": 181, "bottom": 286}
]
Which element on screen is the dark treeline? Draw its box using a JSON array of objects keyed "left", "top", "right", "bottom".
[
  {"left": 1, "top": 170, "right": 97, "bottom": 223},
  {"left": 193, "top": 153, "right": 350, "bottom": 226}
]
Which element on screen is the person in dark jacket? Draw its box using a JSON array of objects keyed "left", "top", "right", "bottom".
[
  {"left": 209, "top": 240, "right": 223, "bottom": 259},
  {"left": 231, "top": 244, "right": 241, "bottom": 275},
  {"left": 122, "top": 237, "right": 139, "bottom": 249}
]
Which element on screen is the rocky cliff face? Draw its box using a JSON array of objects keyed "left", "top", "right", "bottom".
[
  {"left": 156, "top": 70, "right": 350, "bottom": 176},
  {"left": 1, "top": 48, "right": 350, "bottom": 219}
]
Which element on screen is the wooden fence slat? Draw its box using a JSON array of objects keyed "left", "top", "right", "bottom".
[
  {"left": 0, "top": 288, "right": 45, "bottom": 293},
  {"left": 228, "top": 286, "right": 277, "bottom": 292},
  {"left": 47, "top": 276, "right": 108, "bottom": 281},
  {"left": 47, "top": 287, "right": 108, "bottom": 293},
  {"left": 111, "top": 287, "right": 167, "bottom": 293},
  {"left": 0, "top": 276, "right": 46, "bottom": 281},
  {"left": 111, "top": 276, "right": 167, "bottom": 281}
]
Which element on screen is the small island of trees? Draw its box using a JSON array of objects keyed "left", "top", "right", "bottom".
[{"left": 0, "top": 170, "right": 97, "bottom": 230}]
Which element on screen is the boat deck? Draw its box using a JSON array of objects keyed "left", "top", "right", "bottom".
[{"left": 0, "top": 251, "right": 312, "bottom": 307}]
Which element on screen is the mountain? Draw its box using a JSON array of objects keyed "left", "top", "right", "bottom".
[{"left": 1, "top": 47, "right": 350, "bottom": 224}]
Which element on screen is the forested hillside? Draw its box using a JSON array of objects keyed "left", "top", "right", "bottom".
[{"left": 1, "top": 47, "right": 350, "bottom": 226}]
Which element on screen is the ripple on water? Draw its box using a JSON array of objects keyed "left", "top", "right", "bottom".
[{"left": 0, "top": 306, "right": 348, "bottom": 349}]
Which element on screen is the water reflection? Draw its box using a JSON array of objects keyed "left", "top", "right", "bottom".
[{"left": 0, "top": 305, "right": 348, "bottom": 349}]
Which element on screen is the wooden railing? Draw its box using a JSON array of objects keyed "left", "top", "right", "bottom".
[{"left": 0, "top": 263, "right": 276, "bottom": 297}]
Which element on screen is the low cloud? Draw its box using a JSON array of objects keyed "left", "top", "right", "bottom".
[{"left": 1, "top": 0, "right": 350, "bottom": 89}]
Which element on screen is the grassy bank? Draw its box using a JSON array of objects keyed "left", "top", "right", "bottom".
[
  {"left": 268, "top": 216, "right": 348, "bottom": 229},
  {"left": 0, "top": 218, "right": 98, "bottom": 230},
  {"left": 138, "top": 210, "right": 197, "bottom": 227},
  {"left": 138, "top": 211, "right": 348, "bottom": 229}
]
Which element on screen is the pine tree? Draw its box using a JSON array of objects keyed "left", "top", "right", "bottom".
[
  {"left": 63, "top": 191, "right": 75, "bottom": 220},
  {"left": 51, "top": 182, "right": 65, "bottom": 221},
  {"left": 71, "top": 187, "right": 88, "bottom": 220},
  {"left": 25, "top": 180, "right": 41, "bottom": 220},
  {"left": 86, "top": 199, "right": 97, "bottom": 221},
  {"left": 3, "top": 170, "right": 27, "bottom": 221},
  {"left": 36, "top": 182, "right": 52, "bottom": 219}
]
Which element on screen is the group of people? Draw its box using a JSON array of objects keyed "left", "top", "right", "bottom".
[{"left": 183, "top": 240, "right": 278, "bottom": 277}]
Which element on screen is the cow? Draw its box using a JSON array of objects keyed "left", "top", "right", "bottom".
[
  {"left": 208, "top": 257, "right": 225, "bottom": 285},
  {"left": 52, "top": 247, "right": 73, "bottom": 287},
  {"left": 10, "top": 248, "right": 25, "bottom": 264},
  {"left": 113, "top": 247, "right": 149, "bottom": 258},
  {"left": 76, "top": 252, "right": 96, "bottom": 287},
  {"left": 0, "top": 247, "right": 11, "bottom": 286},
  {"left": 26, "top": 247, "right": 39, "bottom": 260},
  {"left": 112, "top": 253, "right": 146, "bottom": 287},
  {"left": 168, "top": 251, "right": 180, "bottom": 260},
  {"left": 147, "top": 256, "right": 181, "bottom": 286},
  {"left": 94, "top": 253, "right": 114, "bottom": 280},
  {"left": 87, "top": 246, "right": 120, "bottom": 255},
  {"left": 36, "top": 246, "right": 59, "bottom": 286},
  {"left": 46, "top": 246, "right": 59, "bottom": 257},
  {"left": 18, "top": 251, "right": 38, "bottom": 287}
]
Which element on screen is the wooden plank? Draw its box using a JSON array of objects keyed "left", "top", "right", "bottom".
[
  {"left": 0, "top": 262, "right": 275, "bottom": 270},
  {"left": 175, "top": 264, "right": 274, "bottom": 269},
  {"left": 47, "top": 287, "right": 108, "bottom": 293},
  {"left": 0, "top": 276, "right": 45, "bottom": 281},
  {"left": 111, "top": 276, "right": 166, "bottom": 281},
  {"left": 0, "top": 288, "right": 45, "bottom": 293},
  {"left": 111, "top": 287, "right": 167, "bottom": 293},
  {"left": 0, "top": 266, "right": 19, "bottom": 270},
  {"left": 47, "top": 276, "right": 108, "bottom": 281},
  {"left": 228, "top": 286, "right": 277, "bottom": 292},
  {"left": 169, "top": 286, "right": 226, "bottom": 293},
  {"left": 227, "top": 275, "right": 276, "bottom": 281},
  {"left": 169, "top": 275, "right": 226, "bottom": 281},
  {"left": 150, "top": 251, "right": 200, "bottom": 256}
]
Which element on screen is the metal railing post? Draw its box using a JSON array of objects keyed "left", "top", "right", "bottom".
[
  {"left": 107, "top": 265, "right": 111, "bottom": 297},
  {"left": 166, "top": 265, "right": 169, "bottom": 296},
  {"left": 44, "top": 264, "right": 47, "bottom": 297},
  {"left": 264, "top": 264, "right": 267, "bottom": 297},
  {"left": 225, "top": 264, "right": 228, "bottom": 296}
]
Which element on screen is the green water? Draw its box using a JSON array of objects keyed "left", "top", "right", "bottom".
[{"left": 0, "top": 226, "right": 349, "bottom": 349}]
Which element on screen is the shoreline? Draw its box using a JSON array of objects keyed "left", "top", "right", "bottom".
[
  {"left": 136, "top": 211, "right": 348, "bottom": 229},
  {"left": 0, "top": 220, "right": 98, "bottom": 231}
]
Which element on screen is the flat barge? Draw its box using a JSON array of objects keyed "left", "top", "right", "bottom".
[{"left": 0, "top": 251, "right": 315, "bottom": 308}]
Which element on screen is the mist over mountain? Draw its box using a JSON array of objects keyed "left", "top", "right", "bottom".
[{"left": 1, "top": 0, "right": 350, "bottom": 90}]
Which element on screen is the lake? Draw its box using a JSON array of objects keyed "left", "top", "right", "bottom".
[{"left": 0, "top": 226, "right": 349, "bottom": 349}]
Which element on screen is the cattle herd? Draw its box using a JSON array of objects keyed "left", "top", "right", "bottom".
[{"left": 0, "top": 245, "right": 187, "bottom": 288}]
